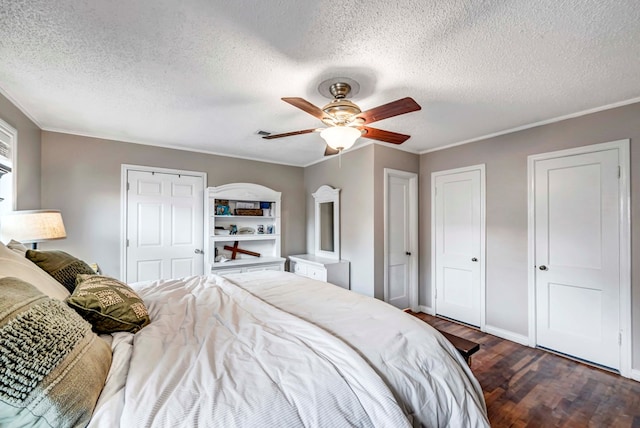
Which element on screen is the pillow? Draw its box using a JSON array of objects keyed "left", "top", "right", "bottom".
[
  {"left": 6, "top": 239, "right": 28, "bottom": 256},
  {"left": 25, "top": 249, "right": 96, "bottom": 293},
  {"left": 0, "top": 277, "right": 112, "bottom": 427},
  {"left": 66, "top": 274, "right": 151, "bottom": 334},
  {"left": 0, "top": 243, "right": 70, "bottom": 300}
]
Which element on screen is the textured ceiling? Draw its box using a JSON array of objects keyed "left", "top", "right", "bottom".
[{"left": 1, "top": 0, "right": 639, "bottom": 166}]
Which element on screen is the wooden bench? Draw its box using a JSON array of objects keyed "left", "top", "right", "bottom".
[{"left": 437, "top": 330, "right": 480, "bottom": 366}]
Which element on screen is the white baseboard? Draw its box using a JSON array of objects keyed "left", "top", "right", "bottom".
[
  {"left": 631, "top": 369, "right": 640, "bottom": 382},
  {"left": 417, "top": 305, "right": 434, "bottom": 315},
  {"left": 484, "top": 324, "right": 529, "bottom": 346}
]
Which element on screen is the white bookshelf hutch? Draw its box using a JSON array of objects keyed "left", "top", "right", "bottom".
[{"left": 204, "top": 183, "right": 285, "bottom": 276}]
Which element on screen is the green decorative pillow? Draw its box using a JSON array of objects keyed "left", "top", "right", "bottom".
[
  {"left": 0, "top": 243, "right": 70, "bottom": 300},
  {"left": 0, "top": 277, "right": 111, "bottom": 428},
  {"left": 66, "top": 274, "right": 151, "bottom": 334},
  {"left": 25, "top": 249, "right": 96, "bottom": 293}
]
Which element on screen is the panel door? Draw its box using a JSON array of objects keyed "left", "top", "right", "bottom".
[
  {"left": 126, "top": 170, "right": 204, "bottom": 282},
  {"left": 534, "top": 149, "right": 620, "bottom": 369},
  {"left": 387, "top": 175, "right": 411, "bottom": 309},
  {"left": 434, "top": 169, "right": 482, "bottom": 326}
]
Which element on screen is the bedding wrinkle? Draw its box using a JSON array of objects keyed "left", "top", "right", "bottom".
[
  {"left": 224, "top": 271, "right": 490, "bottom": 428},
  {"left": 98, "top": 275, "right": 411, "bottom": 427}
]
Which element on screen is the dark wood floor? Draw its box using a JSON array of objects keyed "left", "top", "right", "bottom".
[{"left": 409, "top": 312, "right": 640, "bottom": 427}]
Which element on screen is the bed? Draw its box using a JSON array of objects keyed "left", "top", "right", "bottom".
[{"left": 0, "top": 242, "right": 489, "bottom": 427}]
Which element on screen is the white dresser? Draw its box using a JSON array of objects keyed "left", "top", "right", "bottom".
[{"left": 288, "top": 254, "right": 350, "bottom": 289}]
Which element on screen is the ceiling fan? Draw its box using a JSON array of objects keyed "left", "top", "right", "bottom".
[{"left": 263, "top": 80, "right": 421, "bottom": 156}]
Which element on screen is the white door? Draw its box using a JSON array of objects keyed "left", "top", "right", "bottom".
[
  {"left": 384, "top": 169, "right": 418, "bottom": 310},
  {"left": 534, "top": 149, "right": 620, "bottom": 369},
  {"left": 125, "top": 169, "right": 204, "bottom": 282},
  {"left": 433, "top": 166, "right": 484, "bottom": 327}
]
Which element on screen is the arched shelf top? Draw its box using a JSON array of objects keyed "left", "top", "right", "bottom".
[
  {"left": 312, "top": 185, "right": 340, "bottom": 202},
  {"left": 208, "top": 183, "right": 281, "bottom": 201}
]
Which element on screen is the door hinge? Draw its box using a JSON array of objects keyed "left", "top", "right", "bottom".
[
  {"left": 618, "top": 165, "right": 621, "bottom": 179},
  {"left": 126, "top": 239, "right": 129, "bottom": 247},
  {"left": 126, "top": 182, "right": 130, "bottom": 191},
  {"left": 435, "top": 287, "right": 437, "bottom": 299},
  {"left": 619, "top": 331, "right": 622, "bottom": 346}
]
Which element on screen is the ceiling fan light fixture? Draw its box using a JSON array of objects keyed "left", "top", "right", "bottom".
[
  {"left": 320, "top": 126, "right": 361, "bottom": 151},
  {"left": 322, "top": 99, "right": 362, "bottom": 122}
]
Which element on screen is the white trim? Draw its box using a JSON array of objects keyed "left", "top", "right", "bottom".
[
  {"left": 0, "top": 86, "right": 43, "bottom": 128},
  {"left": 383, "top": 168, "right": 419, "bottom": 312},
  {"left": 418, "top": 305, "right": 435, "bottom": 315},
  {"left": 420, "top": 96, "right": 640, "bottom": 155},
  {"left": 0, "top": 117, "right": 17, "bottom": 211},
  {"left": 527, "top": 139, "right": 631, "bottom": 378},
  {"left": 631, "top": 369, "right": 640, "bottom": 383},
  {"left": 120, "top": 164, "right": 207, "bottom": 282},
  {"left": 430, "top": 164, "right": 486, "bottom": 331},
  {"left": 484, "top": 325, "right": 530, "bottom": 346}
]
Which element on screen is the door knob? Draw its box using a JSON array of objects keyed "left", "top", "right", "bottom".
[
  {"left": 406, "top": 251, "right": 412, "bottom": 256},
  {"left": 194, "top": 249, "right": 204, "bottom": 254},
  {"left": 471, "top": 257, "right": 478, "bottom": 262},
  {"left": 539, "top": 265, "right": 548, "bottom": 271}
]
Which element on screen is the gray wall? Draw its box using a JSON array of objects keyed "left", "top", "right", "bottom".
[
  {"left": 40, "top": 132, "right": 306, "bottom": 278},
  {"left": 0, "top": 92, "right": 41, "bottom": 209},
  {"left": 304, "top": 146, "right": 375, "bottom": 296},
  {"left": 304, "top": 144, "right": 419, "bottom": 299},
  {"left": 419, "top": 102, "right": 639, "bottom": 368},
  {"left": 372, "top": 145, "right": 419, "bottom": 298}
]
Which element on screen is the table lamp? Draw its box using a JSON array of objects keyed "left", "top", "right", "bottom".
[{"left": 0, "top": 209, "right": 67, "bottom": 249}]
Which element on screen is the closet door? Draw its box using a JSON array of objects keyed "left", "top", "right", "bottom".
[
  {"left": 433, "top": 165, "right": 484, "bottom": 327},
  {"left": 533, "top": 148, "right": 620, "bottom": 369},
  {"left": 125, "top": 169, "right": 204, "bottom": 282}
]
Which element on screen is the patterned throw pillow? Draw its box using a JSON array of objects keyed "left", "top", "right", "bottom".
[
  {"left": 66, "top": 274, "right": 151, "bottom": 334},
  {"left": 0, "top": 277, "right": 111, "bottom": 428},
  {"left": 25, "top": 249, "right": 96, "bottom": 293}
]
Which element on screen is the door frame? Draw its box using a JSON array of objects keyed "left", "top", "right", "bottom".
[
  {"left": 431, "top": 164, "right": 486, "bottom": 330},
  {"left": 383, "top": 168, "right": 419, "bottom": 311},
  {"left": 527, "top": 139, "right": 631, "bottom": 377},
  {"left": 120, "top": 164, "right": 207, "bottom": 281}
]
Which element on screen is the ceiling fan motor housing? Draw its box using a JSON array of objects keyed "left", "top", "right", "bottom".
[{"left": 321, "top": 82, "right": 362, "bottom": 125}]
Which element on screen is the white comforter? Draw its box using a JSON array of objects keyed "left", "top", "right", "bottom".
[{"left": 89, "top": 272, "right": 489, "bottom": 427}]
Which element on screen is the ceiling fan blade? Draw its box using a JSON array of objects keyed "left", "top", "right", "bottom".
[
  {"left": 356, "top": 97, "right": 421, "bottom": 124},
  {"left": 262, "top": 129, "right": 318, "bottom": 139},
  {"left": 360, "top": 126, "right": 411, "bottom": 145},
  {"left": 324, "top": 145, "right": 340, "bottom": 156},
  {"left": 282, "top": 97, "right": 327, "bottom": 120}
]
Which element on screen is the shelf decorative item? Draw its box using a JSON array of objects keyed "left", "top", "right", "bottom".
[
  {"left": 224, "top": 241, "right": 261, "bottom": 259},
  {"left": 235, "top": 208, "right": 263, "bottom": 216}
]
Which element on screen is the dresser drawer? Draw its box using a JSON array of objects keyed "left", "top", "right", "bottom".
[
  {"left": 307, "top": 266, "right": 327, "bottom": 281},
  {"left": 288, "top": 255, "right": 350, "bottom": 289},
  {"left": 293, "top": 262, "right": 307, "bottom": 276}
]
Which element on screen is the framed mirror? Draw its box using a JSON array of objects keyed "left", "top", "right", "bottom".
[{"left": 313, "top": 185, "right": 340, "bottom": 259}]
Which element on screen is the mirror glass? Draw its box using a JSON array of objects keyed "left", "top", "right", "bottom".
[
  {"left": 319, "top": 202, "right": 334, "bottom": 252},
  {"left": 313, "top": 185, "right": 340, "bottom": 259}
]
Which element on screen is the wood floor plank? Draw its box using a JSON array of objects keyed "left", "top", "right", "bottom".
[{"left": 408, "top": 312, "right": 640, "bottom": 427}]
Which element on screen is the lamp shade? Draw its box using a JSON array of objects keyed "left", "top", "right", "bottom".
[
  {"left": 320, "top": 126, "right": 361, "bottom": 151},
  {"left": 0, "top": 210, "right": 67, "bottom": 244}
]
